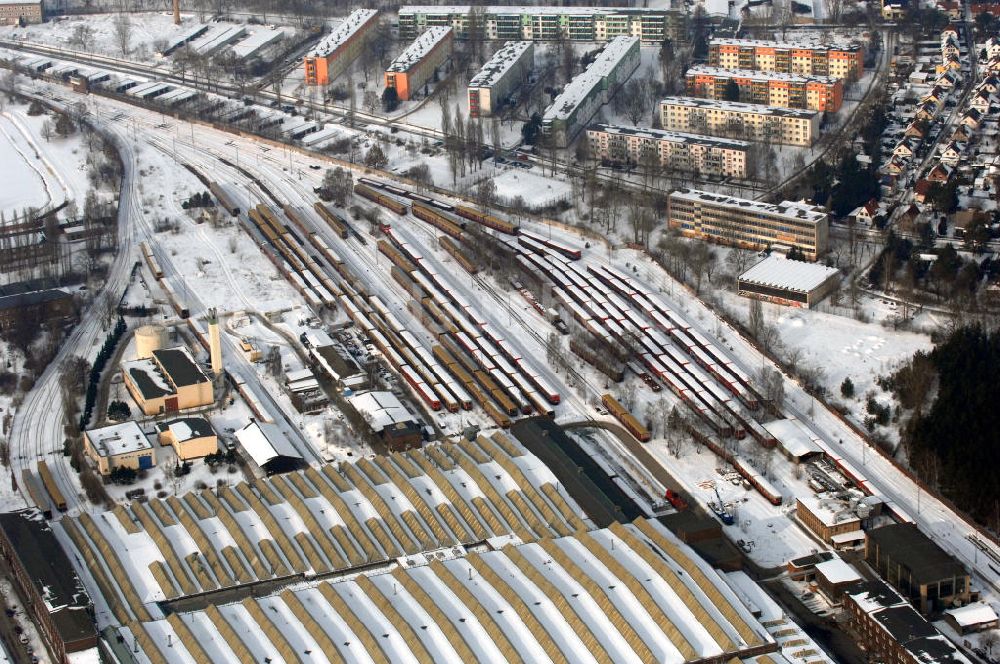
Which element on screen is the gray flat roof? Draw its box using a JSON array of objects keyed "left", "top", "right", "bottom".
[
  {"left": 671, "top": 188, "right": 828, "bottom": 225},
  {"left": 739, "top": 255, "right": 839, "bottom": 292}
]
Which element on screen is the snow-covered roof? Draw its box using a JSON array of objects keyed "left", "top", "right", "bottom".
[
  {"left": 400, "top": 5, "right": 676, "bottom": 16},
  {"left": 830, "top": 530, "right": 866, "bottom": 544},
  {"left": 86, "top": 421, "right": 152, "bottom": 458},
  {"left": 739, "top": 256, "right": 839, "bottom": 292},
  {"left": 674, "top": 189, "right": 828, "bottom": 226},
  {"left": 348, "top": 391, "right": 417, "bottom": 430},
  {"left": 234, "top": 421, "right": 303, "bottom": 467},
  {"left": 589, "top": 123, "right": 750, "bottom": 150},
  {"left": 543, "top": 36, "right": 638, "bottom": 123},
  {"left": 945, "top": 602, "right": 999, "bottom": 627},
  {"left": 157, "top": 416, "right": 215, "bottom": 442},
  {"left": 687, "top": 64, "right": 841, "bottom": 86},
  {"left": 307, "top": 9, "right": 378, "bottom": 58},
  {"left": 468, "top": 41, "right": 533, "bottom": 89},
  {"left": 710, "top": 36, "right": 861, "bottom": 52},
  {"left": 660, "top": 95, "right": 819, "bottom": 119},
  {"left": 814, "top": 558, "right": 863, "bottom": 585},
  {"left": 762, "top": 417, "right": 824, "bottom": 458},
  {"left": 386, "top": 26, "right": 453, "bottom": 73}
]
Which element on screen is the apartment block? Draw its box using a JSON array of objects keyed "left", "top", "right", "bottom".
[
  {"left": 708, "top": 38, "right": 865, "bottom": 82},
  {"left": 468, "top": 41, "right": 534, "bottom": 118},
  {"left": 542, "top": 36, "right": 640, "bottom": 147},
  {"left": 586, "top": 124, "right": 749, "bottom": 178},
  {"left": 385, "top": 26, "right": 454, "bottom": 102},
  {"left": 686, "top": 65, "right": 844, "bottom": 113},
  {"left": 304, "top": 9, "right": 379, "bottom": 86},
  {"left": 0, "top": 0, "right": 42, "bottom": 25},
  {"left": 660, "top": 96, "right": 820, "bottom": 146},
  {"left": 398, "top": 6, "right": 686, "bottom": 44},
  {"left": 668, "top": 188, "right": 829, "bottom": 260}
]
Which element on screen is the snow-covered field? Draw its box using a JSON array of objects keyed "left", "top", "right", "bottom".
[{"left": 0, "top": 114, "right": 50, "bottom": 216}]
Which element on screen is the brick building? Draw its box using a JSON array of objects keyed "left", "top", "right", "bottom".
[
  {"left": 708, "top": 37, "right": 865, "bottom": 82},
  {"left": 686, "top": 65, "right": 844, "bottom": 113},
  {"left": 0, "top": 0, "right": 42, "bottom": 25}
]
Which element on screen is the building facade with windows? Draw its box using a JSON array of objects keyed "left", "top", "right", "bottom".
[
  {"left": 384, "top": 26, "right": 453, "bottom": 101},
  {"left": 84, "top": 421, "right": 156, "bottom": 475},
  {"left": 586, "top": 124, "right": 749, "bottom": 178},
  {"left": 398, "top": 6, "right": 686, "bottom": 44},
  {"left": 0, "top": 0, "right": 42, "bottom": 25},
  {"left": 468, "top": 41, "right": 534, "bottom": 117},
  {"left": 122, "top": 347, "right": 214, "bottom": 416},
  {"left": 659, "top": 96, "right": 820, "bottom": 146},
  {"left": 303, "top": 9, "right": 379, "bottom": 86},
  {"left": 686, "top": 65, "right": 844, "bottom": 113},
  {"left": 708, "top": 37, "right": 865, "bottom": 81},
  {"left": 541, "top": 36, "right": 640, "bottom": 147},
  {"left": 668, "top": 188, "right": 829, "bottom": 260}
]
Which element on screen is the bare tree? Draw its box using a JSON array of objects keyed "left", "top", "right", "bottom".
[{"left": 113, "top": 12, "right": 133, "bottom": 57}]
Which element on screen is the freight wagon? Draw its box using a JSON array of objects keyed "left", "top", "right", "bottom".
[{"left": 601, "top": 393, "right": 651, "bottom": 442}]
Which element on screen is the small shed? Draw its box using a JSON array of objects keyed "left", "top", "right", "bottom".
[{"left": 944, "top": 603, "right": 999, "bottom": 634}]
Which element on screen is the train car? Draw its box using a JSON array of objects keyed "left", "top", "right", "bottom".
[
  {"left": 519, "top": 229, "right": 582, "bottom": 260},
  {"left": 733, "top": 456, "right": 783, "bottom": 506},
  {"left": 208, "top": 181, "right": 241, "bottom": 217},
  {"left": 36, "top": 460, "right": 67, "bottom": 512},
  {"left": 21, "top": 469, "right": 53, "bottom": 519},
  {"left": 601, "top": 393, "right": 651, "bottom": 442},
  {"left": 412, "top": 202, "right": 465, "bottom": 238},
  {"left": 313, "top": 202, "right": 350, "bottom": 239},
  {"left": 355, "top": 183, "right": 408, "bottom": 215},
  {"left": 453, "top": 204, "right": 519, "bottom": 235},
  {"left": 401, "top": 365, "right": 441, "bottom": 411},
  {"left": 438, "top": 236, "right": 479, "bottom": 275}
]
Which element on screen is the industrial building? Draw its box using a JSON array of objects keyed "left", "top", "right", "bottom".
[
  {"left": 844, "top": 579, "right": 971, "bottom": 664},
  {"left": 865, "top": 523, "right": 972, "bottom": 615},
  {"left": 738, "top": 255, "right": 841, "bottom": 308},
  {"left": 234, "top": 420, "right": 305, "bottom": 475},
  {"left": 668, "top": 189, "right": 830, "bottom": 260},
  {"left": 814, "top": 557, "right": 864, "bottom": 604},
  {"left": 347, "top": 390, "right": 422, "bottom": 451},
  {"left": 541, "top": 36, "right": 640, "bottom": 147},
  {"left": 686, "top": 65, "right": 844, "bottom": 113},
  {"left": 0, "top": 0, "right": 42, "bottom": 25},
  {"left": 398, "top": 5, "right": 686, "bottom": 44},
  {"left": 156, "top": 416, "right": 218, "bottom": 460},
  {"left": 0, "top": 286, "right": 75, "bottom": 330},
  {"left": 0, "top": 512, "right": 97, "bottom": 663},
  {"left": 660, "top": 96, "right": 820, "bottom": 146},
  {"left": 467, "top": 41, "right": 534, "bottom": 117},
  {"left": 384, "top": 26, "right": 454, "bottom": 101},
  {"left": 708, "top": 37, "right": 865, "bottom": 82},
  {"left": 121, "top": 347, "right": 214, "bottom": 416},
  {"left": 303, "top": 9, "right": 379, "bottom": 86},
  {"left": 83, "top": 420, "right": 155, "bottom": 475},
  {"left": 795, "top": 491, "right": 866, "bottom": 546},
  {"left": 586, "top": 123, "right": 750, "bottom": 178}
]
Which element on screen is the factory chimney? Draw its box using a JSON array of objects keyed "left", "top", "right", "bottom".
[
  {"left": 173, "top": 0, "right": 180, "bottom": 25},
  {"left": 208, "top": 308, "right": 222, "bottom": 377}
]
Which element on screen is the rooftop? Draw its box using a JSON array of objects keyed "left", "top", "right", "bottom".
[
  {"left": 814, "top": 557, "right": 863, "bottom": 585},
  {"left": 153, "top": 347, "right": 209, "bottom": 388},
  {"left": 86, "top": 421, "right": 151, "bottom": 457},
  {"left": 761, "top": 417, "right": 824, "bottom": 458},
  {"left": 589, "top": 123, "right": 751, "bottom": 149},
  {"left": 348, "top": 390, "right": 417, "bottom": 430},
  {"left": 687, "top": 64, "right": 841, "bottom": 85},
  {"left": 710, "top": 36, "right": 861, "bottom": 52},
  {"left": 156, "top": 416, "right": 216, "bottom": 442},
  {"left": 671, "top": 189, "right": 829, "bottom": 225},
  {"left": 660, "top": 95, "right": 819, "bottom": 118},
  {"left": 867, "top": 523, "right": 968, "bottom": 585},
  {"left": 945, "top": 602, "right": 999, "bottom": 627},
  {"left": 739, "top": 255, "right": 840, "bottom": 293},
  {"left": 121, "top": 357, "right": 173, "bottom": 400},
  {"left": 0, "top": 511, "right": 95, "bottom": 647},
  {"left": 399, "top": 5, "right": 676, "bottom": 16},
  {"left": 0, "top": 287, "right": 71, "bottom": 311},
  {"left": 234, "top": 421, "right": 303, "bottom": 469},
  {"left": 468, "top": 41, "right": 533, "bottom": 89},
  {"left": 386, "top": 26, "right": 452, "bottom": 73},
  {"left": 307, "top": 8, "right": 378, "bottom": 58}
]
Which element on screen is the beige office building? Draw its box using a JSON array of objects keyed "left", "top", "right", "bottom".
[
  {"left": 660, "top": 96, "right": 820, "bottom": 146},
  {"left": 668, "top": 188, "right": 829, "bottom": 260}
]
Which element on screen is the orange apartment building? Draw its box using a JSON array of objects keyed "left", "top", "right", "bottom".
[
  {"left": 384, "top": 26, "right": 454, "bottom": 101},
  {"left": 709, "top": 38, "right": 865, "bottom": 82},
  {"left": 686, "top": 65, "right": 843, "bottom": 112},
  {"left": 304, "top": 8, "right": 379, "bottom": 86}
]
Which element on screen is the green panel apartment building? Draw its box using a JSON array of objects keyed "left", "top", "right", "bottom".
[{"left": 398, "top": 6, "right": 686, "bottom": 44}]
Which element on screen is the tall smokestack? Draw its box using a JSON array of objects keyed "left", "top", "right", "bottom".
[
  {"left": 173, "top": 0, "right": 180, "bottom": 25},
  {"left": 208, "top": 308, "right": 222, "bottom": 377}
]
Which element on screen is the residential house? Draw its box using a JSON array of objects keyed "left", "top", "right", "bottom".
[
  {"left": 914, "top": 180, "right": 935, "bottom": 203},
  {"left": 916, "top": 101, "right": 939, "bottom": 122},
  {"left": 962, "top": 107, "right": 983, "bottom": 129},
  {"left": 951, "top": 123, "right": 972, "bottom": 142},
  {"left": 939, "top": 142, "right": 965, "bottom": 166},
  {"left": 904, "top": 121, "right": 927, "bottom": 139},
  {"left": 970, "top": 91, "right": 992, "bottom": 114},
  {"left": 894, "top": 137, "right": 919, "bottom": 159},
  {"left": 850, "top": 199, "right": 880, "bottom": 224},
  {"left": 984, "top": 36, "right": 1000, "bottom": 61}
]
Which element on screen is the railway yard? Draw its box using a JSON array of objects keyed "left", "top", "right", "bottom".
[{"left": 1, "top": 17, "right": 999, "bottom": 664}]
